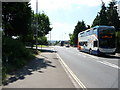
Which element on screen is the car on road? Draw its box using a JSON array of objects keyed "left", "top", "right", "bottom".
[{"left": 65, "top": 45, "right": 70, "bottom": 47}]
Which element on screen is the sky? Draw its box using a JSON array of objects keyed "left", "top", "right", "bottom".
[{"left": 30, "top": 0, "right": 116, "bottom": 41}]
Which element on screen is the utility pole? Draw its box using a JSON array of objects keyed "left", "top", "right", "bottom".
[
  {"left": 118, "top": 1, "right": 120, "bottom": 19},
  {"left": 36, "top": 0, "right": 38, "bottom": 51},
  {"left": 50, "top": 31, "right": 51, "bottom": 46}
]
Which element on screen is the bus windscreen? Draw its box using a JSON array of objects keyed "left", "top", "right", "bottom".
[{"left": 99, "top": 28, "right": 116, "bottom": 48}]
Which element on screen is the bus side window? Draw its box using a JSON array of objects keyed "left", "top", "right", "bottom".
[
  {"left": 93, "top": 29, "right": 97, "bottom": 34},
  {"left": 90, "top": 29, "right": 93, "bottom": 35},
  {"left": 80, "top": 42, "right": 86, "bottom": 46},
  {"left": 94, "top": 41, "right": 98, "bottom": 47},
  {"left": 86, "top": 30, "right": 90, "bottom": 36},
  {"left": 85, "top": 42, "right": 87, "bottom": 46}
]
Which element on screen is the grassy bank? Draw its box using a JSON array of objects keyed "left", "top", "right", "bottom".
[{"left": 34, "top": 45, "right": 49, "bottom": 48}]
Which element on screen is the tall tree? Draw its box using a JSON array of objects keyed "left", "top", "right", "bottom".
[
  {"left": 32, "top": 12, "right": 52, "bottom": 45},
  {"left": 2, "top": 2, "right": 32, "bottom": 37},
  {"left": 92, "top": 14, "right": 100, "bottom": 27},
  {"left": 92, "top": 0, "right": 120, "bottom": 29},
  {"left": 99, "top": 2, "right": 108, "bottom": 25},
  {"left": 107, "top": 0, "right": 120, "bottom": 30},
  {"left": 33, "top": 13, "right": 52, "bottom": 37},
  {"left": 92, "top": 2, "right": 108, "bottom": 27},
  {"left": 71, "top": 21, "right": 86, "bottom": 46}
]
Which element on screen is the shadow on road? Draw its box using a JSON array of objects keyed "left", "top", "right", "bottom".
[
  {"left": 95, "top": 54, "right": 120, "bottom": 59},
  {"left": 4, "top": 56, "right": 56, "bottom": 86},
  {"left": 80, "top": 51, "right": 120, "bottom": 59}
]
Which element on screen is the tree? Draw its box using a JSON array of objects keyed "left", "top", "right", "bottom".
[
  {"left": 32, "top": 12, "right": 52, "bottom": 45},
  {"left": 92, "top": 14, "right": 100, "bottom": 27},
  {"left": 92, "top": 0, "right": 120, "bottom": 29},
  {"left": 2, "top": 2, "right": 32, "bottom": 37},
  {"left": 92, "top": 2, "right": 108, "bottom": 27},
  {"left": 33, "top": 13, "right": 52, "bottom": 37},
  {"left": 107, "top": 0, "right": 120, "bottom": 30},
  {"left": 87, "top": 25, "right": 91, "bottom": 29},
  {"left": 70, "top": 21, "right": 86, "bottom": 46},
  {"left": 69, "top": 33, "right": 74, "bottom": 46},
  {"left": 99, "top": 2, "right": 108, "bottom": 25}
]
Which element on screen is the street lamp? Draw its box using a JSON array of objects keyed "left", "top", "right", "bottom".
[
  {"left": 118, "top": 1, "right": 120, "bottom": 19},
  {"left": 65, "top": 33, "right": 66, "bottom": 40},
  {"left": 36, "top": 0, "right": 38, "bottom": 51},
  {"left": 49, "top": 31, "right": 51, "bottom": 46}
]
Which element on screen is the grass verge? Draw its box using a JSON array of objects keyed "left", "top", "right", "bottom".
[{"left": 33, "top": 45, "right": 48, "bottom": 48}]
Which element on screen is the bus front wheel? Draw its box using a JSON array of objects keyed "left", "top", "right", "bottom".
[{"left": 89, "top": 49, "right": 92, "bottom": 55}]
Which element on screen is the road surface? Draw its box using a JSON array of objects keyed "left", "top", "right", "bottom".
[{"left": 54, "top": 46, "right": 120, "bottom": 88}]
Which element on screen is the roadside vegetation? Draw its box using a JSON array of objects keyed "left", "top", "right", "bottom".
[
  {"left": 2, "top": 37, "right": 36, "bottom": 83},
  {"left": 2, "top": 2, "right": 52, "bottom": 83},
  {"left": 34, "top": 45, "right": 48, "bottom": 48},
  {"left": 69, "top": 0, "right": 120, "bottom": 52}
]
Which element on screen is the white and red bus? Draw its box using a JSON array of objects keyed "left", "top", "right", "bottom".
[{"left": 78, "top": 26, "right": 116, "bottom": 55}]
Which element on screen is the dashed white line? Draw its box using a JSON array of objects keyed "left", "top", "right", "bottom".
[
  {"left": 97, "top": 60, "right": 120, "bottom": 69},
  {"left": 79, "top": 52, "right": 99, "bottom": 59},
  {"left": 77, "top": 54, "right": 86, "bottom": 58}
]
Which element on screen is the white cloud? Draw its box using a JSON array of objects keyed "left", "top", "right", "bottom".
[
  {"left": 50, "top": 22, "right": 74, "bottom": 40},
  {"left": 52, "top": 22, "right": 74, "bottom": 33},
  {"left": 30, "top": 0, "right": 113, "bottom": 12}
]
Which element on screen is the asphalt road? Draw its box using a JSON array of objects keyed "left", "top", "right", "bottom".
[{"left": 54, "top": 46, "right": 120, "bottom": 88}]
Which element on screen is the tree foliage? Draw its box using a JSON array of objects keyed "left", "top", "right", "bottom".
[
  {"left": 92, "top": 0, "right": 120, "bottom": 30},
  {"left": 70, "top": 21, "right": 86, "bottom": 46},
  {"left": 2, "top": 2, "right": 32, "bottom": 37},
  {"left": 107, "top": 0, "right": 120, "bottom": 30},
  {"left": 33, "top": 13, "right": 52, "bottom": 37},
  {"left": 31, "top": 12, "right": 52, "bottom": 45},
  {"left": 99, "top": 2, "right": 108, "bottom": 25}
]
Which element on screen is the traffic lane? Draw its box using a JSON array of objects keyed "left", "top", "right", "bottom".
[
  {"left": 54, "top": 46, "right": 118, "bottom": 88},
  {"left": 54, "top": 46, "right": 119, "bottom": 73},
  {"left": 55, "top": 46, "right": 118, "bottom": 88},
  {"left": 65, "top": 46, "right": 119, "bottom": 66}
]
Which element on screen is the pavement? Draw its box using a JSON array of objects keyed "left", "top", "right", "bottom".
[{"left": 2, "top": 48, "right": 76, "bottom": 88}]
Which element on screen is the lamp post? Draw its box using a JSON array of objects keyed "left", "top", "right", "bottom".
[
  {"left": 50, "top": 31, "right": 51, "bottom": 46},
  {"left": 118, "top": 1, "right": 120, "bottom": 19},
  {"left": 36, "top": 0, "right": 38, "bottom": 51},
  {"left": 65, "top": 33, "right": 66, "bottom": 40}
]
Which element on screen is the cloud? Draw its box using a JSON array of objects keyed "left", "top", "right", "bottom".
[
  {"left": 49, "top": 22, "right": 74, "bottom": 40},
  {"left": 30, "top": 0, "right": 113, "bottom": 12},
  {"left": 52, "top": 22, "right": 74, "bottom": 33}
]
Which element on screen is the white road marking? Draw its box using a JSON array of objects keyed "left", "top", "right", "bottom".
[
  {"left": 97, "top": 60, "right": 120, "bottom": 69},
  {"left": 77, "top": 54, "right": 86, "bottom": 58},
  {"left": 54, "top": 47, "right": 119, "bottom": 70},
  {"left": 79, "top": 52, "right": 99, "bottom": 59},
  {"left": 56, "top": 53, "right": 87, "bottom": 90}
]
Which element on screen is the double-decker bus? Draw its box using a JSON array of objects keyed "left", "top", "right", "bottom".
[{"left": 78, "top": 26, "right": 116, "bottom": 55}]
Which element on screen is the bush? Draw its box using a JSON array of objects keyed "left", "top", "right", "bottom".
[
  {"left": 116, "top": 31, "right": 120, "bottom": 52},
  {"left": 2, "top": 37, "right": 35, "bottom": 76}
]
